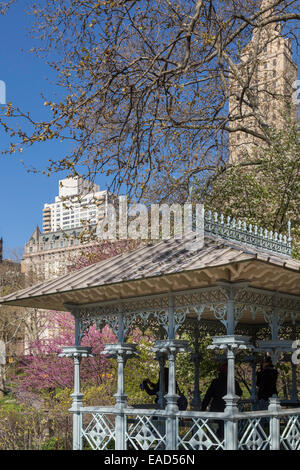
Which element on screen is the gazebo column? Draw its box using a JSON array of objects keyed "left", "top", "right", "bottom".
[
  {"left": 291, "top": 360, "right": 299, "bottom": 403},
  {"left": 114, "top": 313, "right": 127, "bottom": 409},
  {"left": 166, "top": 343, "right": 178, "bottom": 450},
  {"left": 190, "top": 326, "right": 202, "bottom": 411},
  {"left": 223, "top": 294, "right": 241, "bottom": 409},
  {"left": 269, "top": 396, "right": 281, "bottom": 450},
  {"left": 153, "top": 340, "right": 188, "bottom": 449},
  {"left": 291, "top": 325, "right": 299, "bottom": 403},
  {"left": 209, "top": 336, "right": 252, "bottom": 450},
  {"left": 102, "top": 312, "right": 138, "bottom": 450},
  {"left": 166, "top": 296, "right": 179, "bottom": 420},
  {"left": 209, "top": 292, "right": 252, "bottom": 449},
  {"left": 59, "top": 312, "right": 92, "bottom": 450},
  {"left": 152, "top": 296, "right": 189, "bottom": 450}
]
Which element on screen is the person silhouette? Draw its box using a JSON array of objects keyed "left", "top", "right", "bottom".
[
  {"left": 201, "top": 363, "right": 243, "bottom": 439},
  {"left": 256, "top": 356, "right": 278, "bottom": 410},
  {"left": 141, "top": 368, "right": 187, "bottom": 410},
  {"left": 141, "top": 368, "right": 169, "bottom": 405}
]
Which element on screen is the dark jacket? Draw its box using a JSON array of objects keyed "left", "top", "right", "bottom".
[
  {"left": 201, "top": 373, "right": 243, "bottom": 412},
  {"left": 143, "top": 379, "right": 178, "bottom": 404},
  {"left": 143, "top": 380, "right": 160, "bottom": 403},
  {"left": 256, "top": 367, "right": 278, "bottom": 400}
]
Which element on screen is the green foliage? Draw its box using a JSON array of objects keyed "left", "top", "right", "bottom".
[
  {"left": 176, "top": 330, "right": 220, "bottom": 399},
  {"left": 197, "top": 117, "right": 300, "bottom": 258},
  {"left": 41, "top": 436, "right": 65, "bottom": 451},
  {"left": 0, "top": 393, "right": 22, "bottom": 413},
  {"left": 125, "top": 335, "right": 159, "bottom": 405}
]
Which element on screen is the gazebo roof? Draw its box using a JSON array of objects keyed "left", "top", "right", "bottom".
[{"left": 1, "top": 233, "right": 300, "bottom": 312}]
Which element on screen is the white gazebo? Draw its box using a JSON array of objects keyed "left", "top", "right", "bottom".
[{"left": 1, "top": 213, "right": 300, "bottom": 450}]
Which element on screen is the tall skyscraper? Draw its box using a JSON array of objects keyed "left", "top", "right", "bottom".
[
  {"left": 42, "top": 176, "right": 109, "bottom": 233},
  {"left": 24, "top": 177, "right": 114, "bottom": 280},
  {"left": 228, "top": 0, "right": 297, "bottom": 163}
]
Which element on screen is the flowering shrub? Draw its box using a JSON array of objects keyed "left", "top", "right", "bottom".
[
  {"left": 14, "top": 313, "right": 116, "bottom": 399},
  {"left": 14, "top": 312, "right": 158, "bottom": 407},
  {"left": 13, "top": 238, "right": 147, "bottom": 400}
]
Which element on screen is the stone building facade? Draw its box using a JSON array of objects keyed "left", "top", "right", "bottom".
[
  {"left": 228, "top": 0, "right": 298, "bottom": 163},
  {"left": 23, "top": 225, "right": 103, "bottom": 281}
]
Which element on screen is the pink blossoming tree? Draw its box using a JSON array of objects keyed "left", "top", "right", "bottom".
[
  {"left": 15, "top": 312, "right": 116, "bottom": 397},
  {"left": 14, "top": 239, "right": 144, "bottom": 399}
]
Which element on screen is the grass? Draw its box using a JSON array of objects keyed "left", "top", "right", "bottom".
[{"left": 0, "top": 393, "right": 22, "bottom": 412}]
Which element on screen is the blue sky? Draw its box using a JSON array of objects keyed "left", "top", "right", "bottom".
[{"left": 0, "top": 3, "right": 105, "bottom": 259}]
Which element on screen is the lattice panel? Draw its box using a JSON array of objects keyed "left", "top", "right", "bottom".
[
  {"left": 238, "top": 418, "right": 270, "bottom": 450},
  {"left": 82, "top": 413, "right": 115, "bottom": 450},
  {"left": 126, "top": 415, "right": 166, "bottom": 450},
  {"left": 177, "top": 418, "right": 225, "bottom": 450},
  {"left": 280, "top": 415, "right": 300, "bottom": 450}
]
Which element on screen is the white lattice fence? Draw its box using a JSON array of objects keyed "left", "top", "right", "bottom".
[
  {"left": 280, "top": 414, "right": 300, "bottom": 450},
  {"left": 81, "top": 412, "right": 116, "bottom": 450},
  {"left": 78, "top": 407, "right": 300, "bottom": 451},
  {"left": 126, "top": 414, "right": 166, "bottom": 450},
  {"left": 238, "top": 417, "right": 270, "bottom": 450},
  {"left": 177, "top": 417, "right": 225, "bottom": 450}
]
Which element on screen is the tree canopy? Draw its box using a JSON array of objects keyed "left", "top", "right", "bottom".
[{"left": 0, "top": 0, "right": 299, "bottom": 203}]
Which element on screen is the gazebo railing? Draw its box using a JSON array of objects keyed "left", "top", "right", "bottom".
[
  {"left": 78, "top": 406, "right": 300, "bottom": 451},
  {"left": 203, "top": 210, "right": 292, "bottom": 257},
  {"left": 176, "top": 414, "right": 225, "bottom": 450},
  {"left": 280, "top": 413, "right": 300, "bottom": 450},
  {"left": 80, "top": 406, "right": 116, "bottom": 450}
]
